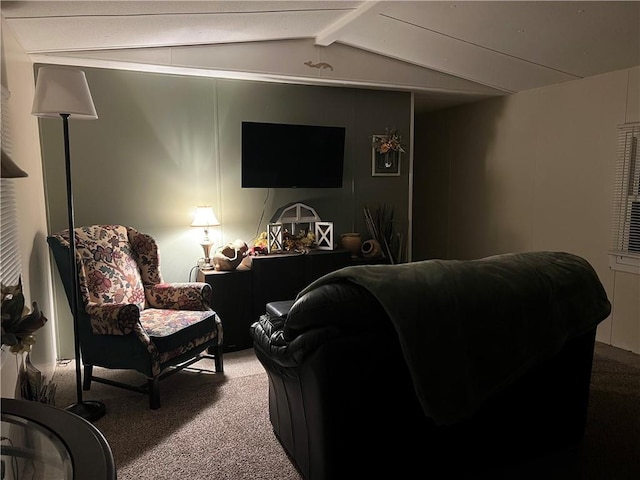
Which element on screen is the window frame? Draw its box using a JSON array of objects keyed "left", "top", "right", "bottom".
[
  {"left": 609, "top": 122, "right": 640, "bottom": 274},
  {"left": 1, "top": 85, "right": 23, "bottom": 287}
]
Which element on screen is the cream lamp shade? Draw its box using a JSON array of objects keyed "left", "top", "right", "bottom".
[
  {"left": 191, "top": 206, "right": 220, "bottom": 270},
  {"left": 191, "top": 206, "right": 220, "bottom": 229},
  {"left": 31, "top": 66, "right": 98, "bottom": 119}
]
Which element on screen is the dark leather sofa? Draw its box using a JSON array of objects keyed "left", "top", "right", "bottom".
[{"left": 250, "top": 251, "right": 612, "bottom": 479}]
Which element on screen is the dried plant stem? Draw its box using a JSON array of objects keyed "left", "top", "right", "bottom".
[{"left": 363, "top": 205, "right": 396, "bottom": 264}]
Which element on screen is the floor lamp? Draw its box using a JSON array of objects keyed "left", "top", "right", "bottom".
[{"left": 32, "top": 66, "right": 106, "bottom": 421}]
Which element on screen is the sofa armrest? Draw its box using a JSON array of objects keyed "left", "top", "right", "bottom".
[
  {"left": 145, "top": 282, "right": 212, "bottom": 310},
  {"left": 285, "top": 281, "right": 388, "bottom": 340},
  {"left": 85, "top": 303, "right": 140, "bottom": 335},
  {"left": 251, "top": 316, "right": 346, "bottom": 367},
  {"left": 250, "top": 281, "right": 392, "bottom": 367}
]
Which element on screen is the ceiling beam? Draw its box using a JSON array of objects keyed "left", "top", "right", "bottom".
[{"left": 314, "top": 0, "right": 380, "bottom": 47}]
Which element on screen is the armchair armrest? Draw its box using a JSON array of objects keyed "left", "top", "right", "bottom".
[
  {"left": 85, "top": 303, "right": 140, "bottom": 335},
  {"left": 145, "top": 283, "right": 212, "bottom": 310}
]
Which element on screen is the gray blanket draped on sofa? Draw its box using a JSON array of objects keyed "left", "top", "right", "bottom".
[{"left": 296, "top": 251, "right": 612, "bottom": 425}]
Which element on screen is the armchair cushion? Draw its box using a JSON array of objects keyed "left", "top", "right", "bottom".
[{"left": 140, "top": 308, "right": 219, "bottom": 354}]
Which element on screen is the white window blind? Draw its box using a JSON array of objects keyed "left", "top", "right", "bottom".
[
  {"left": 610, "top": 122, "right": 640, "bottom": 267},
  {"left": 0, "top": 85, "right": 23, "bottom": 287}
]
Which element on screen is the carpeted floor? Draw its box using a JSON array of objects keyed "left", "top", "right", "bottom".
[
  {"left": 488, "top": 342, "right": 640, "bottom": 479},
  {"left": 577, "top": 343, "right": 640, "bottom": 479},
  {"left": 51, "top": 343, "right": 640, "bottom": 480},
  {"left": 53, "top": 349, "right": 302, "bottom": 480}
]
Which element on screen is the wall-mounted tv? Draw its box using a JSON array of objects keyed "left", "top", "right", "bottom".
[{"left": 241, "top": 121, "right": 345, "bottom": 188}]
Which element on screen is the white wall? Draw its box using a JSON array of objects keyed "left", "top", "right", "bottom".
[
  {"left": 414, "top": 66, "right": 640, "bottom": 353},
  {"left": 1, "top": 20, "right": 58, "bottom": 397}
]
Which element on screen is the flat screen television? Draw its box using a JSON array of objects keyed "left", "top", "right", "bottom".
[{"left": 241, "top": 121, "right": 345, "bottom": 188}]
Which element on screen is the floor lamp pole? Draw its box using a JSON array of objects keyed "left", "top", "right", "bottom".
[{"left": 61, "top": 113, "right": 106, "bottom": 422}]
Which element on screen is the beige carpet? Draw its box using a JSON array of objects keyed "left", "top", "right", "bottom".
[
  {"left": 490, "top": 342, "right": 640, "bottom": 479},
  {"left": 52, "top": 343, "right": 640, "bottom": 480},
  {"left": 53, "top": 349, "right": 302, "bottom": 480}
]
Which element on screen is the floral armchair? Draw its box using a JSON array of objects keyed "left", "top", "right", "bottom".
[{"left": 47, "top": 225, "right": 224, "bottom": 409}]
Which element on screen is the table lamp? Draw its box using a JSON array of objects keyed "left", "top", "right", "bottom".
[{"left": 191, "top": 206, "right": 220, "bottom": 269}]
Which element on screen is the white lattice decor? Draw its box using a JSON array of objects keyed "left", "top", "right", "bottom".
[
  {"left": 270, "top": 202, "right": 334, "bottom": 251},
  {"left": 271, "top": 202, "right": 322, "bottom": 235},
  {"left": 267, "top": 223, "right": 283, "bottom": 253},
  {"left": 315, "top": 222, "right": 334, "bottom": 250}
]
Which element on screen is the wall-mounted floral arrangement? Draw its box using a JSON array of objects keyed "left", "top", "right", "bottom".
[{"left": 372, "top": 129, "right": 405, "bottom": 176}]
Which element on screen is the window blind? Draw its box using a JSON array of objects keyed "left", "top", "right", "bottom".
[
  {"left": 610, "top": 122, "right": 640, "bottom": 256},
  {"left": 0, "top": 85, "right": 23, "bottom": 287}
]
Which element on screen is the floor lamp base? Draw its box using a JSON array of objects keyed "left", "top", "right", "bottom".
[{"left": 66, "top": 400, "right": 106, "bottom": 422}]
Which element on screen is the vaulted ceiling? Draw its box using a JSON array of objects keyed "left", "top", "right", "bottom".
[{"left": 2, "top": 1, "right": 639, "bottom": 112}]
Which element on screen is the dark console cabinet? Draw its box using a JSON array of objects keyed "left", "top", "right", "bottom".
[
  {"left": 251, "top": 249, "right": 352, "bottom": 323},
  {"left": 251, "top": 254, "right": 302, "bottom": 322},
  {"left": 198, "top": 249, "right": 352, "bottom": 352},
  {"left": 303, "top": 249, "right": 354, "bottom": 284},
  {"left": 197, "top": 268, "right": 253, "bottom": 352}
]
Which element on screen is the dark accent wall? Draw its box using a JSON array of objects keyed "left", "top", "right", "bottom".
[{"left": 40, "top": 67, "right": 412, "bottom": 283}]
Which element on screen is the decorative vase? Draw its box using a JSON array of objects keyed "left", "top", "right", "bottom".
[
  {"left": 340, "top": 233, "right": 362, "bottom": 258},
  {"left": 361, "top": 239, "right": 382, "bottom": 258}
]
